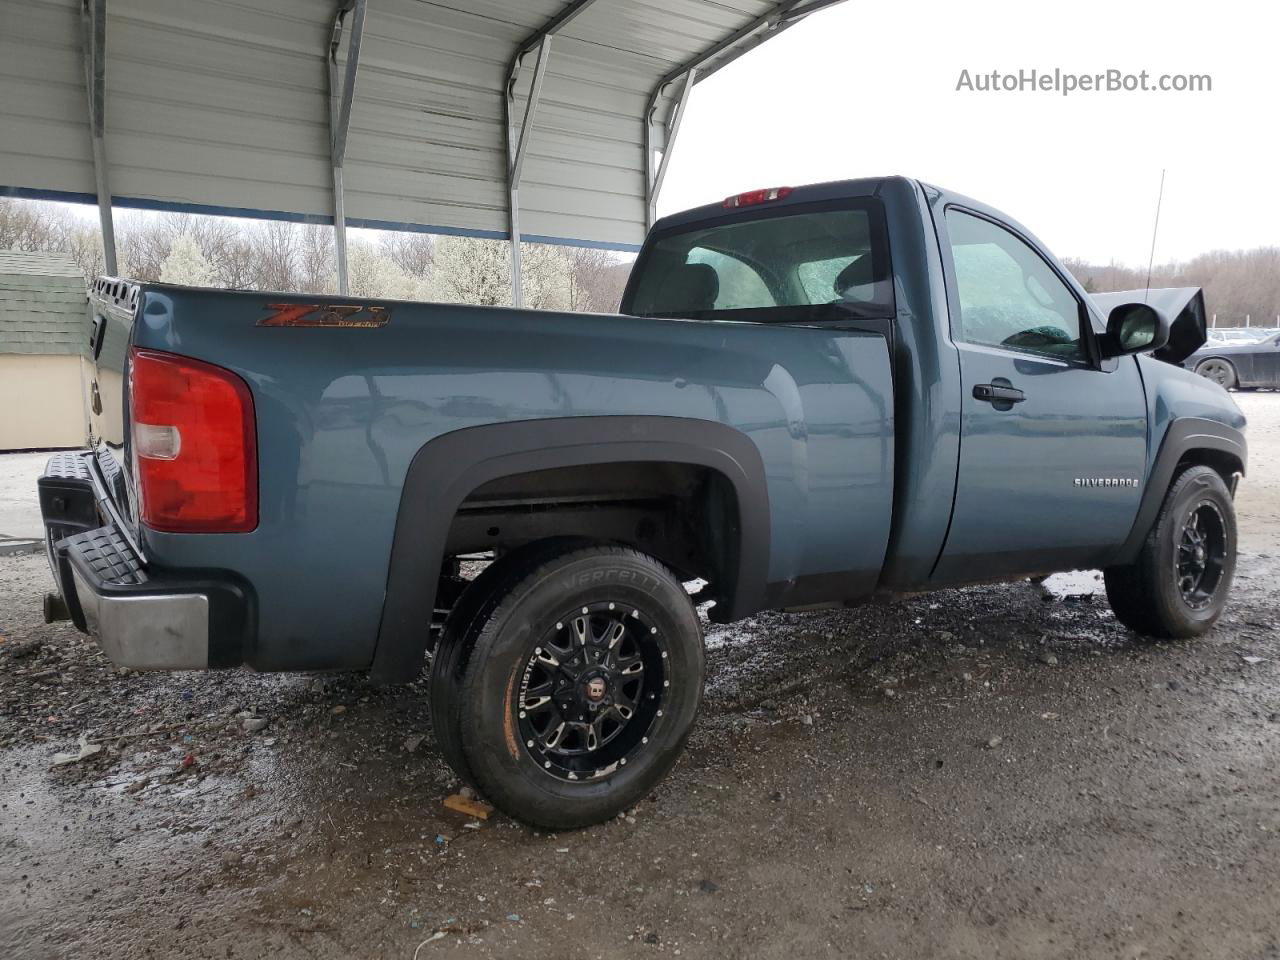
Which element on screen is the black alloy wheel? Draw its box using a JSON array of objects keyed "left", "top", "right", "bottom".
[
  {"left": 1175, "top": 501, "right": 1227, "bottom": 611},
  {"left": 518, "top": 603, "right": 668, "bottom": 781},
  {"left": 430, "top": 541, "right": 704, "bottom": 829},
  {"left": 1104, "top": 465, "right": 1237, "bottom": 638}
]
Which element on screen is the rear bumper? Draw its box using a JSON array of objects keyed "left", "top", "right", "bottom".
[
  {"left": 69, "top": 552, "right": 211, "bottom": 668},
  {"left": 40, "top": 452, "right": 250, "bottom": 670}
]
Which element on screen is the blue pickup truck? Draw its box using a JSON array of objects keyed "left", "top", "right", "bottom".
[{"left": 39, "top": 177, "right": 1246, "bottom": 828}]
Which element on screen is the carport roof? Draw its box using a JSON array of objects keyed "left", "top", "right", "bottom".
[
  {"left": 0, "top": 250, "right": 88, "bottom": 357},
  {"left": 0, "top": 0, "right": 848, "bottom": 251}
]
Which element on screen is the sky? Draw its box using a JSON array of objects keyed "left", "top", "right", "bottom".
[{"left": 659, "top": 0, "right": 1278, "bottom": 267}]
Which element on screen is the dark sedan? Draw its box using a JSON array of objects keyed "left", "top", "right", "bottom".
[{"left": 1185, "top": 331, "right": 1280, "bottom": 389}]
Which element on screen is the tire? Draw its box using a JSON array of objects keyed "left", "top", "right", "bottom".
[
  {"left": 429, "top": 541, "right": 580, "bottom": 788},
  {"left": 1104, "top": 465, "right": 1237, "bottom": 638},
  {"left": 440, "top": 543, "right": 704, "bottom": 830},
  {"left": 1195, "top": 358, "right": 1238, "bottom": 390}
]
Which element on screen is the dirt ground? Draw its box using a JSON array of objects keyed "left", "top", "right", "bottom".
[{"left": 2, "top": 393, "right": 1279, "bottom": 960}]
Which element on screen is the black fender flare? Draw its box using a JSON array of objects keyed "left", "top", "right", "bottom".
[
  {"left": 369, "top": 416, "right": 770, "bottom": 684},
  {"left": 1114, "top": 417, "right": 1247, "bottom": 564}
]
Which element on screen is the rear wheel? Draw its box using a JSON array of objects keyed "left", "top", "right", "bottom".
[
  {"left": 429, "top": 549, "right": 541, "bottom": 788},
  {"left": 1104, "top": 465, "right": 1236, "bottom": 638},
  {"left": 1195, "top": 358, "right": 1237, "bottom": 390},
  {"left": 432, "top": 543, "right": 703, "bottom": 829}
]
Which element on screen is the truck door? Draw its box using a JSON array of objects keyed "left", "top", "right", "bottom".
[{"left": 931, "top": 207, "right": 1148, "bottom": 583}]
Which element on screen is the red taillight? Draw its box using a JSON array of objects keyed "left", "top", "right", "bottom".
[
  {"left": 129, "top": 348, "right": 257, "bottom": 533},
  {"left": 723, "top": 186, "right": 793, "bottom": 208}
]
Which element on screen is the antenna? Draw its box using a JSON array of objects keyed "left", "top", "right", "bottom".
[{"left": 1144, "top": 168, "right": 1166, "bottom": 301}]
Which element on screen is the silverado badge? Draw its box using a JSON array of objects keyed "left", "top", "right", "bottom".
[{"left": 1073, "top": 477, "right": 1139, "bottom": 488}]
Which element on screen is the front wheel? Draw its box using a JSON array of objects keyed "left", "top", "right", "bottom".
[
  {"left": 1104, "top": 465, "right": 1236, "bottom": 638},
  {"left": 1196, "top": 358, "right": 1238, "bottom": 390},
  {"left": 435, "top": 544, "right": 704, "bottom": 830}
]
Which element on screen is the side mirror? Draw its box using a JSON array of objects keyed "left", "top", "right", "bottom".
[{"left": 1101, "top": 302, "right": 1171, "bottom": 359}]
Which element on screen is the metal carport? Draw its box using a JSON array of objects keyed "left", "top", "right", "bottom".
[{"left": 0, "top": 0, "right": 848, "bottom": 303}]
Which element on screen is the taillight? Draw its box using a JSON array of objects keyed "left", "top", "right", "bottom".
[
  {"left": 723, "top": 186, "right": 793, "bottom": 208},
  {"left": 129, "top": 347, "right": 257, "bottom": 533}
]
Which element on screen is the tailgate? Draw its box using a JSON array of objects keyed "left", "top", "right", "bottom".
[{"left": 83, "top": 277, "right": 141, "bottom": 537}]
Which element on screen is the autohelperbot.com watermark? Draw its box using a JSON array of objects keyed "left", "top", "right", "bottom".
[{"left": 955, "top": 68, "right": 1212, "bottom": 96}]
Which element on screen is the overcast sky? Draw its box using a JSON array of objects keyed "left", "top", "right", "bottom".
[{"left": 660, "top": 0, "right": 1277, "bottom": 267}]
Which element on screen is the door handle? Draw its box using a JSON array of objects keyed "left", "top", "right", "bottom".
[{"left": 973, "top": 382, "right": 1025, "bottom": 403}]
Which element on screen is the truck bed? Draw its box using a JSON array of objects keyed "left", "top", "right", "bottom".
[{"left": 76, "top": 282, "right": 895, "bottom": 677}]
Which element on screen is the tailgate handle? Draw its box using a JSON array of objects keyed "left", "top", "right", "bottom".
[
  {"left": 973, "top": 382, "right": 1025, "bottom": 404},
  {"left": 90, "top": 313, "right": 107, "bottom": 360}
]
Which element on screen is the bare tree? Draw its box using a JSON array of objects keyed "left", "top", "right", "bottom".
[
  {"left": 296, "top": 224, "right": 336, "bottom": 294},
  {"left": 380, "top": 231, "right": 434, "bottom": 280},
  {"left": 0, "top": 198, "right": 103, "bottom": 280},
  {"left": 1064, "top": 247, "right": 1280, "bottom": 326},
  {"left": 253, "top": 221, "right": 299, "bottom": 292},
  {"left": 0, "top": 198, "right": 54, "bottom": 251},
  {"left": 212, "top": 233, "right": 260, "bottom": 291},
  {"left": 565, "top": 246, "right": 629, "bottom": 312}
]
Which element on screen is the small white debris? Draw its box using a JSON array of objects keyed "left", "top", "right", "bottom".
[{"left": 51, "top": 734, "right": 103, "bottom": 766}]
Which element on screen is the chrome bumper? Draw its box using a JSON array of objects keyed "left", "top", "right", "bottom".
[
  {"left": 69, "top": 564, "right": 210, "bottom": 669},
  {"left": 41, "top": 452, "right": 247, "bottom": 671}
]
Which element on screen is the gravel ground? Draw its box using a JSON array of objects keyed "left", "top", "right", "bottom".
[{"left": 2, "top": 393, "right": 1279, "bottom": 960}]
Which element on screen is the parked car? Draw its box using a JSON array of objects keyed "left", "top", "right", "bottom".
[
  {"left": 39, "top": 177, "right": 1247, "bottom": 828},
  {"left": 1208, "top": 328, "right": 1272, "bottom": 344},
  {"left": 1184, "top": 330, "right": 1280, "bottom": 389}
]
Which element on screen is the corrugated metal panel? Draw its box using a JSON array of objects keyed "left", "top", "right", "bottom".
[
  {"left": 0, "top": 0, "right": 814, "bottom": 248},
  {"left": 0, "top": 250, "right": 89, "bottom": 356}
]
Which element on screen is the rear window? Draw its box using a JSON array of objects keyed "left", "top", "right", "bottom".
[{"left": 624, "top": 201, "right": 894, "bottom": 321}]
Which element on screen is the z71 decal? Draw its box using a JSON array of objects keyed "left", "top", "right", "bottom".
[{"left": 259, "top": 303, "right": 390, "bottom": 328}]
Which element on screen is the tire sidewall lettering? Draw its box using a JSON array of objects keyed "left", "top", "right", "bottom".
[{"left": 560, "top": 566, "right": 664, "bottom": 596}]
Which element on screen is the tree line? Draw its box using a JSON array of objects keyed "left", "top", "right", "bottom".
[
  {"left": 0, "top": 198, "right": 630, "bottom": 313},
  {"left": 1062, "top": 248, "right": 1280, "bottom": 327},
  {"left": 3, "top": 197, "right": 1276, "bottom": 324}
]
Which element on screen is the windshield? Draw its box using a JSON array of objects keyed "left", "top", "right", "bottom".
[{"left": 623, "top": 201, "right": 894, "bottom": 321}]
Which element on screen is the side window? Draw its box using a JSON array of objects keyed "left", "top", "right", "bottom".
[{"left": 946, "top": 210, "right": 1086, "bottom": 362}]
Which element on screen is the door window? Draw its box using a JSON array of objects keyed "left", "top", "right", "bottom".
[{"left": 947, "top": 210, "right": 1086, "bottom": 362}]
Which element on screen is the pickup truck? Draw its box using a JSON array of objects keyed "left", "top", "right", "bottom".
[{"left": 39, "top": 176, "right": 1247, "bottom": 829}]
